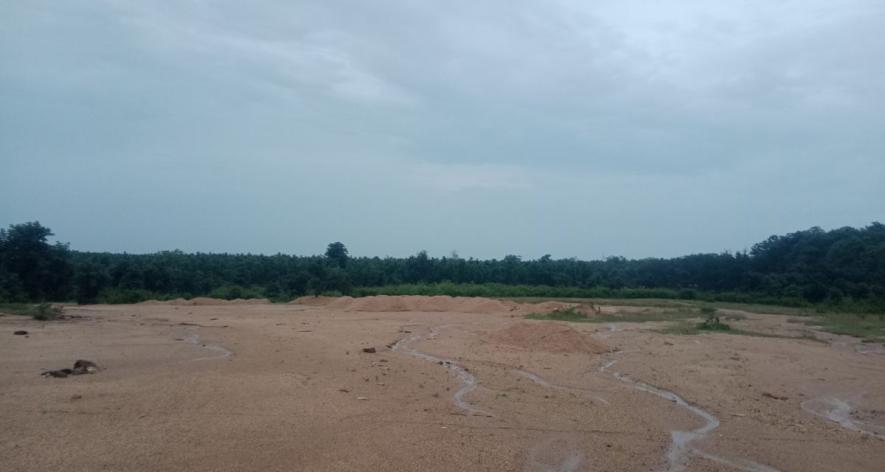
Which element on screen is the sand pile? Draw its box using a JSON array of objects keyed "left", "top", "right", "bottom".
[
  {"left": 139, "top": 298, "right": 271, "bottom": 306},
  {"left": 290, "top": 295, "right": 597, "bottom": 314},
  {"left": 491, "top": 322, "right": 607, "bottom": 354},
  {"left": 528, "top": 301, "right": 580, "bottom": 312},
  {"left": 290, "top": 296, "right": 337, "bottom": 306},
  {"left": 293, "top": 295, "right": 520, "bottom": 313}
]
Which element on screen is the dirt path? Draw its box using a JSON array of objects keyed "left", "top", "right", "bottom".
[{"left": 1, "top": 299, "right": 884, "bottom": 471}]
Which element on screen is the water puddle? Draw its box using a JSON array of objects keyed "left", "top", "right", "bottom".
[
  {"left": 392, "top": 327, "right": 491, "bottom": 417},
  {"left": 525, "top": 436, "right": 585, "bottom": 472},
  {"left": 184, "top": 330, "right": 233, "bottom": 361},
  {"left": 801, "top": 396, "right": 885, "bottom": 438},
  {"left": 603, "top": 359, "right": 778, "bottom": 472}
]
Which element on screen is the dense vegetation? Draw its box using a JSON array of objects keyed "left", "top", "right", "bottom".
[{"left": 1, "top": 221, "right": 884, "bottom": 310}]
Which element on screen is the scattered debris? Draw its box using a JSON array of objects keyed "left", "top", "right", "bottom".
[
  {"left": 44, "top": 369, "right": 73, "bottom": 378},
  {"left": 362, "top": 347, "right": 377, "bottom": 353},
  {"left": 73, "top": 360, "right": 99, "bottom": 374},
  {"left": 42, "top": 360, "right": 99, "bottom": 379},
  {"left": 762, "top": 392, "right": 789, "bottom": 401},
  {"left": 14, "top": 330, "right": 28, "bottom": 336}
]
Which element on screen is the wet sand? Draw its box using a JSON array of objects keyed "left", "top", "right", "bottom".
[{"left": 1, "top": 300, "right": 883, "bottom": 471}]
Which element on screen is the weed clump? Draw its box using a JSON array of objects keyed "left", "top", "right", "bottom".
[
  {"left": 32, "top": 303, "right": 61, "bottom": 321},
  {"left": 526, "top": 307, "right": 589, "bottom": 322},
  {"left": 697, "top": 307, "right": 731, "bottom": 331}
]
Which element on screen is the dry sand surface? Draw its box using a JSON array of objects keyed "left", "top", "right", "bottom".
[{"left": 2, "top": 295, "right": 884, "bottom": 471}]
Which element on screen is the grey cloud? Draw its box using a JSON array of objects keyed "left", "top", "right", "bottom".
[{"left": 1, "top": 0, "right": 883, "bottom": 258}]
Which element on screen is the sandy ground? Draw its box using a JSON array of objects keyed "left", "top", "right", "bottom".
[{"left": 1, "top": 297, "right": 883, "bottom": 472}]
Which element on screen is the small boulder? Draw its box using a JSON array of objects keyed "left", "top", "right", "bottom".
[
  {"left": 42, "top": 360, "right": 99, "bottom": 378},
  {"left": 43, "top": 368, "right": 73, "bottom": 378},
  {"left": 72, "top": 360, "right": 99, "bottom": 375}
]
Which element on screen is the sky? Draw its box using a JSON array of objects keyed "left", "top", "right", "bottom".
[{"left": 1, "top": 0, "right": 883, "bottom": 259}]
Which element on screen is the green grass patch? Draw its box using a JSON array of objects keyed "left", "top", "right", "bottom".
[
  {"left": 525, "top": 307, "right": 592, "bottom": 322},
  {"left": 806, "top": 312, "right": 885, "bottom": 343},
  {"left": 508, "top": 297, "right": 695, "bottom": 309},
  {"left": 0, "top": 303, "right": 62, "bottom": 320},
  {"left": 526, "top": 306, "right": 700, "bottom": 323}
]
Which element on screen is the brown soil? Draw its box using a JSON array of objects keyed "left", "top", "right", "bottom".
[
  {"left": 292, "top": 295, "right": 581, "bottom": 314},
  {"left": 491, "top": 321, "right": 608, "bottom": 354},
  {"left": 139, "top": 297, "right": 271, "bottom": 306},
  {"left": 2, "top": 298, "right": 884, "bottom": 471}
]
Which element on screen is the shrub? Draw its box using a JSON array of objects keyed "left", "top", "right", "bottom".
[{"left": 32, "top": 303, "right": 61, "bottom": 321}]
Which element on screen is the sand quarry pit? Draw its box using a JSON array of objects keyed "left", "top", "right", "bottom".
[{"left": 2, "top": 296, "right": 884, "bottom": 471}]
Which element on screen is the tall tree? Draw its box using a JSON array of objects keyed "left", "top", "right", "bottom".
[
  {"left": 325, "top": 242, "right": 349, "bottom": 268},
  {"left": 0, "top": 221, "right": 71, "bottom": 301}
]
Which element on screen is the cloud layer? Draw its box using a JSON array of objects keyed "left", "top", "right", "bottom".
[{"left": 2, "top": 0, "right": 883, "bottom": 258}]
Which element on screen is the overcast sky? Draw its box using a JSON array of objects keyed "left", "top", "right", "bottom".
[{"left": 1, "top": 1, "right": 883, "bottom": 259}]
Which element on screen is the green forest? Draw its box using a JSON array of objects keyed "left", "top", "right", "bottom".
[{"left": 1, "top": 221, "right": 884, "bottom": 310}]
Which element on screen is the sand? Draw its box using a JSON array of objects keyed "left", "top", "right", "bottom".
[
  {"left": 139, "top": 297, "right": 271, "bottom": 306},
  {"left": 1, "top": 298, "right": 884, "bottom": 471},
  {"left": 292, "top": 295, "right": 583, "bottom": 314},
  {"left": 491, "top": 322, "right": 608, "bottom": 354}
]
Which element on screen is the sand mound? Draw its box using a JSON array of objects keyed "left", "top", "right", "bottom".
[
  {"left": 528, "top": 301, "right": 580, "bottom": 312},
  {"left": 346, "top": 295, "right": 518, "bottom": 313},
  {"left": 289, "top": 295, "right": 595, "bottom": 314},
  {"left": 291, "top": 295, "right": 520, "bottom": 313},
  {"left": 491, "top": 322, "right": 607, "bottom": 354},
  {"left": 290, "top": 296, "right": 337, "bottom": 306},
  {"left": 139, "top": 297, "right": 270, "bottom": 306}
]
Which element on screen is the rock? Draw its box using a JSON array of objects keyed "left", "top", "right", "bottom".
[
  {"left": 357, "top": 396, "right": 369, "bottom": 400},
  {"left": 362, "top": 347, "right": 377, "bottom": 353},
  {"left": 43, "top": 360, "right": 99, "bottom": 378},
  {"left": 762, "top": 392, "right": 788, "bottom": 401},
  {"left": 13, "top": 330, "right": 28, "bottom": 336},
  {"left": 43, "top": 368, "right": 73, "bottom": 378},
  {"left": 72, "top": 360, "right": 99, "bottom": 375}
]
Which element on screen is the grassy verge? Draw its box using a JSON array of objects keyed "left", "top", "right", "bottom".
[
  {"left": 508, "top": 297, "right": 695, "bottom": 308},
  {"left": 0, "top": 303, "right": 62, "bottom": 320},
  {"left": 659, "top": 321, "right": 828, "bottom": 343},
  {"left": 805, "top": 312, "right": 885, "bottom": 343},
  {"left": 525, "top": 307, "right": 700, "bottom": 323}
]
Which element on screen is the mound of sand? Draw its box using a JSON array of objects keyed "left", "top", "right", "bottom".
[
  {"left": 289, "top": 295, "right": 600, "bottom": 314},
  {"left": 292, "top": 295, "right": 520, "bottom": 313},
  {"left": 528, "top": 301, "right": 580, "bottom": 312},
  {"left": 491, "top": 322, "right": 608, "bottom": 354},
  {"left": 139, "top": 297, "right": 271, "bottom": 306},
  {"left": 290, "top": 296, "right": 337, "bottom": 306}
]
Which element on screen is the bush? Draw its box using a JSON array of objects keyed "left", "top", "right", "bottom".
[
  {"left": 207, "top": 284, "right": 264, "bottom": 300},
  {"left": 98, "top": 288, "right": 153, "bottom": 304},
  {"left": 697, "top": 307, "right": 731, "bottom": 331},
  {"left": 32, "top": 303, "right": 61, "bottom": 321}
]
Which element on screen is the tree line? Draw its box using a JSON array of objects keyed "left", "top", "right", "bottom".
[{"left": 1, "top": 221, "right": 884, "bottom": 308}]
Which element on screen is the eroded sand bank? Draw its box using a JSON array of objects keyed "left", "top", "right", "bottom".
[{"left": 1, "top": 297, "right": 883, "bottom": 471}]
